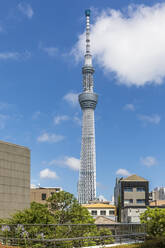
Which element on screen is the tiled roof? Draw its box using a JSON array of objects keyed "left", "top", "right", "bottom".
[
  {"left": 82, "top": 203, "right": 116, "bottom": 209},
  {"left": 95, "top": 216, "right": 116, "bottom": 224},
  {"left": 121, "top": 174, "right": 148, "bottom": 181}
]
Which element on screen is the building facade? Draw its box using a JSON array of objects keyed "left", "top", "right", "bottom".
[
  {"left": 114, "top": 174, "right": 149, "bottom": 223},
  {"left": 30, "top": 187, "right": 62, "bottom": 204},
  {"left": 82, "top": 203, "right": 116, "bottom": 221},
  {"left": 78, "top": 10, "right": 98, "bottom": 204},
  {"left": 150, "top": 187, "right": 165, "bottom": 201},
  {"left": 0, "top": 140, "right": 30, "bottom": 218}
]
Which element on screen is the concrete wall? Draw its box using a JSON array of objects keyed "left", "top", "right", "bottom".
[
  {"left": 0, "top": 141, "right": 30, "bottom": 218},
  {"left": 121, "top": 207, "right": 146, "bottom": 223}
]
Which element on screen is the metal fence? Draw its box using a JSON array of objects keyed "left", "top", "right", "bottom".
[{"left": 0, "top": 223, "right": 146, "bottom": 247}]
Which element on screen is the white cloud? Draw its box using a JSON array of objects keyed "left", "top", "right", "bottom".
[
  {"left": 0, "top": 52, "right": 20, "bottom": 60},
  {"left": 41, "top": 46, "right": 58, "bottom": 57},
  {"left": 63, "top": 92, "right": 79, "bottom": 106},
  {"left": 50, "top": 156, "right": 80, "bottom": 171},
  {"left": 98, "top": 195, "right": 107, "bottom": 202},
  {"left": 30, "top": 184, "right": 36, "bottom": 188},
  {"left": 124, "top": 103, "right": 135, "bottom": 111},
  {"left": 138, "top": 114, "right": 161, "bottom": 124},
  {"left": 0, "top": 102, "right": 12, "bottom": 110},
  {"left": 116, "top": 168, "right": 131, "bottom": 177},
  {"left": 140, "top": 156, "right": 157, "bottom": 167},
  {"left": 0, "top": 51, "right": 31, "bottom": 61},
  {"left": 40, "top": 168, "right": 58, "bottom": 179},
  {"left": 32, "top": 111, "right": 41, "bottom": 120},
  {"left": 74, "top": 3, "right": 165, "bottom": 86},
  {"left": 54, "top": 115, "right": 69, "bottom": 125},
  {"left": 18, "top": 3, "right": 34, "bottom": 19},
  {"left": 73, "top": 116, "right": 81, "bottom": 126},
  {"left": 37, "top": 132, "right": 65, "bottom": 143},
  {"left": 0, "top": 114, "right": 9, "bottom": 129}
]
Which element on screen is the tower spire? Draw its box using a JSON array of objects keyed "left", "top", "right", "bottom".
[
  {"left": 78, "top": 10, "right": 98, "bottom": 204},
  {"left": 84, "top": 9, "right": 92, "bottom": 66},
  {"left": 82, "top": 9, "right": 94, "bottom": 93}
]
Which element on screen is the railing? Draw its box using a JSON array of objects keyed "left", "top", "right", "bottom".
[{"left": 0, "top": 223, "right": 146, "bottom": 247}]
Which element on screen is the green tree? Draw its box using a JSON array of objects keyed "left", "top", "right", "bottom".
[
  {"left": 8, "top": 202, "right": 55, "bottom": 225},
  {"left": 47, "top": 191, "right": 94, "bottom": 224},
  {"left": 0, "top": 191, "right": 114, "bottom": 247},
  {"left": 140, "top": 207, "right": 165, "bottom": 237}
]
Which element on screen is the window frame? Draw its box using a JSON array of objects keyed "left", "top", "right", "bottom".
[
  {"left": 41, "top": 193, "right": 47, "bottom": 200},
  {"left": 124, "top": 187, "right": 133, "bottom": 192},
  {"left": 136, "top": 199, "right": 145, "bottom": 204},
  {"left": 91, "top": 210, "right": 97, "bottom": 216},
  {"left": 100, "top": 210, "right": 106, "bottom": 216}
]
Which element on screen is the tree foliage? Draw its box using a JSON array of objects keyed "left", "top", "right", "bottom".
[
  {"left": 140, "top": 207, "right": 165, "bottom": 237},
  {"left": 7, "top": 202, "right": 55, "bottom": 225},
  {"left": 47, "top": 191, "right": 94, "bottom": 224},
  {"left": 0, "top": 191, "right": 114, "bottom": 247}
]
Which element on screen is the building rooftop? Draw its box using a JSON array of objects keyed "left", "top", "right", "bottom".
[
  {"left": 121, "top": 174, "right": 148, "bottom": 182},
  {"left": 95, "top": 216, "right": 116, "bottom": 224},
  {"left": 149, "top": 200, "right": 165, "bottom": 206},
  {"left": 82, "top": 203, "right": 116, "bottom": 209},
  {"left": 0, "top": 139, "right": 30, "bottom": 151},
  {"left": 30, "top": 186, "right": 62, "bottom": 190}
]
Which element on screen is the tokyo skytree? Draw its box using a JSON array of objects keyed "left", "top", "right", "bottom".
[{"left": 78, "top": 10, "right": 98, "bottom": 204}]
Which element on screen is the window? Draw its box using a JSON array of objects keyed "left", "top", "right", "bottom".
[
  {"left": 109, "top": 210, "right": 115, "bottom": 215},
  {"left": 100, "top": 210, "right": 106, "bottom": 216},
  {"left": 124, "top": 187, "right": 133, "bottom": 192},
  {"left": 51, "top": 192, "right": 54, "bottom": 196},
  {"left": 91, "top": 210, "right": 97, "bottom": 216},
  {"left": 41, "top": 193, "right": 46, "bottom": 200},
  {"left": 124, "top": 199, "right": 133, "bottom": 204},
  {"left": 136, "top": 187, "right": 145, "bottom": 192},
  {"left": 136, "top": 199, "right": 145, "bottom": 204}
]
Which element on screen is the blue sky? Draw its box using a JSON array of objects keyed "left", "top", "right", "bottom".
[{"left": 0, "top": 0, "right": 165, "bottom": 200}]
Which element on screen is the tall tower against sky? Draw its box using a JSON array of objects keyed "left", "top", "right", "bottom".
[{"left": 78, "top": 10, "right": 98, "bottom": 204}]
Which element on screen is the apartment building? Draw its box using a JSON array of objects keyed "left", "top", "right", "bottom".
[
  {"left": 114, "top": 174, "right": 149, "bottom": 223},
  {"left": 30, "top": 186, "right": 62, "bottom": 204}
]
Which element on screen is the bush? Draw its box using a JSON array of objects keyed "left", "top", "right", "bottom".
[
  {"left": 140, "top": 207, "right": 165, "bottom": 237},
  {"left": 141, "top": 236, "right": 165, "bottom": 248}
]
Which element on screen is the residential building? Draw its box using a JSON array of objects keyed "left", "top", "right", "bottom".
[
  {"left": 150, "top": 187, "right": 165, "bottom": 201},
  {"left": 30, "top": 186, "right": 62, "bottom": 204},
  {"left": 82, "top": 203, "right": 116, "bottom": 221},
  {"left": 114, "top": 174, "right": 149, "bottom": 223},
  {"left": 0, "top": 140, "right": 30, "bottom": 218}
]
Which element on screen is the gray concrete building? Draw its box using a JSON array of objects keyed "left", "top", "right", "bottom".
[
  {"left": 114, "top": 174, "right": 149, "bottom": 223},
  {"left": 0, "top": 140, "right": 30, "bottom": 218}
]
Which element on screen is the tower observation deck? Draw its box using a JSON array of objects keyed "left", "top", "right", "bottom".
[{"left": 78, "top": 10, "right": 98, "bottom": 204}]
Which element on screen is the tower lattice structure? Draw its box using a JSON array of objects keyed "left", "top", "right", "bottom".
[{"left": 78, "top": 10, "right": 98, "bottom": 204}]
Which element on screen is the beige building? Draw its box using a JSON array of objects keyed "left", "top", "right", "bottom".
[
  {"left": 30, "top": 187, "right": 62, "bottom": 204},
  {"left": 0, "top": 140, "right": 30, "bottom": 218},
  {"left": 82, "top": 203, "right": 116, "bottom": 221}
]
